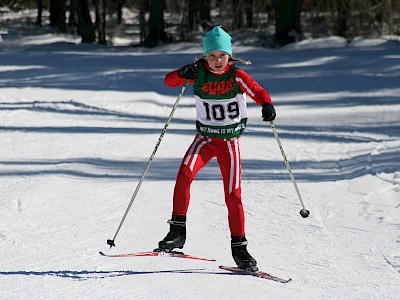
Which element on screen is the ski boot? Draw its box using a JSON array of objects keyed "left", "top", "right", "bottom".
[
  {"left": 231, "top": 236, "right": 258, "bottom": 272},
  {"left": 155, "top": 215, "right": 186, "bottom": 252}
]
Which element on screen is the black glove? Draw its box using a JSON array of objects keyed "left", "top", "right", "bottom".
[
  {"left": 178, "top": 62, "right": 199, "bottom": 79},
  {"left": 262, "top": 102, "right": 276, "bottom": 122}
]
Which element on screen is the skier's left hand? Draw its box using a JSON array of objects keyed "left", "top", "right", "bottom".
[{"left": 262, "top": 102, "right": 276, "bottom": 122}]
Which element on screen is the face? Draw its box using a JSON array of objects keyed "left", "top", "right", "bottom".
[{"left": 205, "top": 50, "right": 230, "bottom": 73}]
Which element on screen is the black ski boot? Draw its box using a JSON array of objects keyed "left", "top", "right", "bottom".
[
  {"left": 231, "top": 236, "right": 258, "bottom": 272},
  {"left": 156, "top": 215, "right": 186, "bottom": 251}
]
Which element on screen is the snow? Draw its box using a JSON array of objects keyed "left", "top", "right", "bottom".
[{"left": 1, "top": 11, "right": 400, "bottom": 300}]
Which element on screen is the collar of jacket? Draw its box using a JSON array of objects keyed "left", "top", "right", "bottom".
[{"left": 203, "top": 62, "right": 234, "bottom": 76}]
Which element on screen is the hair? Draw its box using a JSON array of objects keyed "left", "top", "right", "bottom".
[{"left": 229, "top": 57, "right": 252, "bottom": 65}]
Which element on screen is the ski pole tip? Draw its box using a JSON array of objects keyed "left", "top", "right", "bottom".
[{"left": 107, "top": 239, "right": 116, "bottom": 248}]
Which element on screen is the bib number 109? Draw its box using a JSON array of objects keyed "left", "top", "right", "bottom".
[{"left": 203, "top": 101, "right": 239, "bottom": 121}]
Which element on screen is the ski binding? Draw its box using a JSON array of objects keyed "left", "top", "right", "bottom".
[{"left": 99, "top": 249, "right": 215, "bottom": 262}]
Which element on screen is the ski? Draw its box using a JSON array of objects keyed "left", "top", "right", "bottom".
[
  {"left": 219, "top": 265, "right": 292, "bottom": 283},
  {"left": 99, "top": 250, "right": 216, "bottom": 262}
]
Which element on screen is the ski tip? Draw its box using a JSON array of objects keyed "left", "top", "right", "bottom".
[{"left": 99, "top": 251, "right": 106, "bottom": 256}]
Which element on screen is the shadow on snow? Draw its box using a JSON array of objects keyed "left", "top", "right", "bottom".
[
  {"left": 1, "top": 41, "right": 400, "bottom": 104},
  {"left": 0, "top": 269, "right": 234, "bottom": 281},
  {"left": 0, "top": 148, "right": 399, "bottom": 182}
]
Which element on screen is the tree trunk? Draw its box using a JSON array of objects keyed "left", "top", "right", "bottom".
[
  {"left": 36, "top": 0, "right": 43, "bottom": 26},
  {"left": 383, "top": 0, "right": 393, "bottom": 34},
  {"left": 199, "top": 0, "right": 211, "bottom": 27},
  {"left": 94, "top": 0, "right": 107, "bottom": 45},
  {"left": 232, "top": 0, "right": 253, "bottom": 29},
  {"left": 232, "top": 0, "right": 244, "bottom": 30},
  {"left": 245, "top": 0, "right": 253, "bottom": 27},
  {"left": 274, "top": 0, "right": 303, "bottom": 46},
  {"left": 335, "top": 0, "right": 349, "bottom": 37},
  {"left": 49, "top": 0, "right": 66, "bottom": 32},
  {"left": 139, "top": 0, "right": 147, "bottom": 46},
  {"left": 187, "top": 0, "right": 211, "bottom": 30},
  {"left": 144, "top": 0, "right": 166, "bottom": 48},
  {"left": 116, "top": 0, "right": 124, "bottom": 24},
  {"left": 71, "top": 0, "right": 96, "bottom": 43}
]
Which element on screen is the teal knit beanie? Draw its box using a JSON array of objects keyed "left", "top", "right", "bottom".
[{"left": 202, "top": 26, "right": 232, "bottom": 56}]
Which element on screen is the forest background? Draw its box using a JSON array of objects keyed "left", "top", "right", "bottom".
[{"left": 1, "top": 0, "right": 399, "bottom": 48}]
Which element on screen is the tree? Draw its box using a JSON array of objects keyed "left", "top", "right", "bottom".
[
  {"left": 36, "top": 0, "right": 44, "bottom": 26},
  {"left": 116, "top": 0, "right": 124, "bottom": 24},
  {"left": 94, "top": 0, "right": 107, "bottom": 44},
  {"left": 70, "top": 0, "right": 96, "bottom": 43},
  {"left": 232, "top": 0, "right": 254, "bottom": 29},
  {"left": 245, "top": 0, "right": 254, "bottom": 27},
  {"left": 232, "top": 0, "right": 244, "bottom": 29},
  {"left": 144, "top": 0, "right": 166, "bottom": 47},
  {"left": 49, "top": 0, "right": 66, "bottom": 32},
  {"left": 335, "top": 0, "right": 349, "bottom": 37},
  {"left": 139, "top": 0, "right": 147, "bottom": 46},
  {"left": 198, "top": 0, "right": 212, "bottom": 28},
  {"left": 180, "top": 0, "right": 212, "bottom": 41},
  {"left": 383, "top": 0, "right": 393, "bottom": 34},
  {"left": 274, "top": 0, "right": 303, "bottom": 46}
]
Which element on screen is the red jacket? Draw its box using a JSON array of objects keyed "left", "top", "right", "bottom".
[{"left": 164, "top": 62, "right": 272, "bottom": 106}]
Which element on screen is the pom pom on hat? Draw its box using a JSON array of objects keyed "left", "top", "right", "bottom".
[{"left": 202, "top": 26, "right": 232, "bottom": 56}]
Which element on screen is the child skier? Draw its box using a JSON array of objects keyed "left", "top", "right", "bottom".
[{"left": 156, "top": 26, "right": 276, "bottom": 272}]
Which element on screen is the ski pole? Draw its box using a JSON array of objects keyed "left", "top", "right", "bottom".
[
  {"left": 107, "top": 79, "right": 190, "bottom": 248},
  {"left": 269, "top": 121, "right": 310, "bottom": 218}
]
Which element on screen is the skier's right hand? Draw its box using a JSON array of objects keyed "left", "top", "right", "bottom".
[{"left": 178, "top": 62, "right": 199, "bottom": 79}]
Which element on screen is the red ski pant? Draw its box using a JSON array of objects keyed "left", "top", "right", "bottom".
[{"left": 173, "top": 133, "right": 245, "bottom": 237}]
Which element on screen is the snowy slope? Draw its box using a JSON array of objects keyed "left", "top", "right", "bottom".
[{"left": 1, "top": 12, "right": 400, "bottom": 300}]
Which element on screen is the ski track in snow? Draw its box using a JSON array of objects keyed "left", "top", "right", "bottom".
[{"left": 1, "top": 11, "right": 400, "bottom": 300}]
